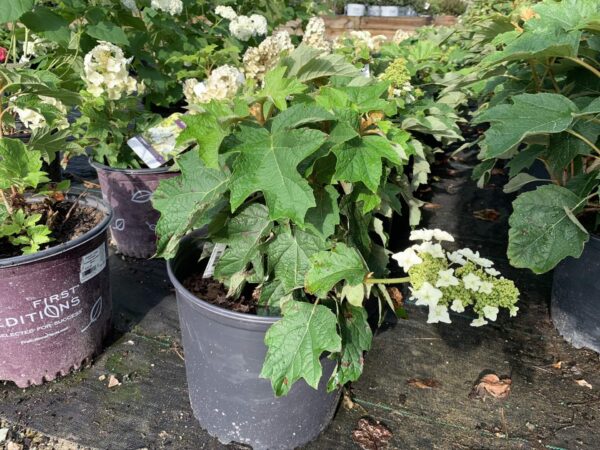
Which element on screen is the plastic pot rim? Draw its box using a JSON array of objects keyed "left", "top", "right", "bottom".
[
  {"left": 90, "top": 159, "right": 177, "bottom": 175},
  {"left": 166, "top": 246, "right": 281, "bottom": 326},
  {"left": 0, "top": 194, "right": 112, "bottom": 268}
]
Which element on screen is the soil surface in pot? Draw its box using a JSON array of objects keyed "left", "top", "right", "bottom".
[
  {"left": 0, "top": 197, "right": 105, "bottom": 258},
  {"left": 183, "top": 273, "right": 263, "bottom": 314}
]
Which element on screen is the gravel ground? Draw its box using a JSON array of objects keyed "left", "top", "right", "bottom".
[{"left": 0, "top": 421, "right": 84, "bottom": 450}]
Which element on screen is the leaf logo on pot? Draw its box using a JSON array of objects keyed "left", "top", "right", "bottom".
[
  {"left": 81, "top": 296, "right": 103, "bottom": 333},
  {"left": 146, "top": 222, "right": 156, "bottom": 231},
  {"left": 131, "top": 190, "right": 153, "bottom": 203},
  {"left": 44, "top": 304, "right": 60, "bottom": 319},
  {"left": 112, "top": 218, "right": 125, "bottom": 231}
]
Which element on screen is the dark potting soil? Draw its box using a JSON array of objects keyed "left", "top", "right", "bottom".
[
  {"left": 183, "top": 273, "right": 261, "bottom": 314},
  {"left": 0, "top": 198, "right": 105, "bottom": 258}
]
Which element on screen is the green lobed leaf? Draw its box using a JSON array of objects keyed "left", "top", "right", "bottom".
[
  {"left": 508, "top": 184, "right": 589, "bottom": 273},
  {"left": 270, "top": 103, "right": 335, "bottom": 133},
  {"left": 86, "top": 21, "right": 130, "bottom": 46},
  {"left": 305, "top": 185, "right": 340, "bottom": 238},
  {"left": 305, "top": 243, "right": 368, "bottom": 298},
  {"left": 258, "top": 67, "right": 306, "bottom": 111},
  {"left": 152, "top": 151, "right": 228, "bottom": 258},
  {"left": 474, "top": 93, "right": 578, "bottom": 159},
  {"left": 0, "top": 0, "right": 34, "bottom": 23},
  {"left": 0, "top": 138, "right": 48, "bottom": 191},
  {"left": 229, "top": 125, "right": 327, "bottom": 224},
  {"left": 260, "top": 301, "right": 342, "bottom": 396},
  {"left": 20, "top": 7, "right": 71, "bottom": 45},
  {"left": 179, "top": 114, "right": 227, "bottom": 169}
]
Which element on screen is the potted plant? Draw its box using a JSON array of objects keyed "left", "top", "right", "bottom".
[
  {"left": 380, "top": 0, "right": 401, "bottom": 17},
  {"left": 153, "top": 46, "right": 520, "bottom": 448},
  {"left": 346, "top": 2, "right": 367, "bottom": 16},
  {"left": 470, "top": 0, "right": 600, "bottom": 350},
  {"left": 368, "top": 0, "right": 383, "bottom": 16}
]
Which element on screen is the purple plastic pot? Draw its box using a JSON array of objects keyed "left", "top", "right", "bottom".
[
  {"left": 0, "top": 195, "right": 112, "bottom": 388},
  {"left": 167, "top": 233, "right": 340, "bottom": 450},
  {"left": 92, "top": 162, "right": 179, "bottom": 258}
]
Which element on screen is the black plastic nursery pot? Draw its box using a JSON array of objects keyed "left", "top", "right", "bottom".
[
  {"left": 92, "top": 161, "right": 178, "bottom": 258},
  {"left": 0, "top": 195, "right": 112, "bottom": 388},
  {"left": 552, "top": 235, "right": 600, "bottom": 353},
  {"left": 167, "top": 233, "right": 341, "bottom": 450}
]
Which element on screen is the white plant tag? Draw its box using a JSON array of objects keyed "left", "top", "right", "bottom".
[
  {"left": 80, "top": 244, "right": 107, "bottom": 283},
  {"left": 202, "top": 243, "right": 227, "bottom": 279},
  {"left": 360, "top": 63, "right": 371, "bottom": 78}
]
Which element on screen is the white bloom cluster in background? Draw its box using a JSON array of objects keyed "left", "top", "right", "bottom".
[
  {"left": 392, "top": 229, "right": 520, "bottom": 327},
  {"left": 393, "top": 29, "right": 415, "bottom": 44},
  {"left": 302, "top": 17, "right": 331, "bottom": 53},
  {"left": 229, "top": 14, "right": 268, "bottom": 41},
  {"left": 121, "top": 0, "right": 138, "bottom": 12},
  {"left": 215, "top": 5, "right": 238, "bottom": 20},
  {"left": 19, "top": 35, "right": 56, "bottom": 63},
  {"left": 151, "top": 0, "right": 183, "bottom": 16},
  {"left": 183, "top": 65, "right": 245, "bottom": 108},
  {"left": 83, "top": 42, "right": 138, "bottom": 100},
  {"left": 12, "top": 107, "right": 46, "bottom": 131},
  {"left": 12, "top": 96, "right": 68, "bottom": 131},
  {"left": 243, "top": 31, "right": 294, "bottom": 83},
  {"left": 334, "top": 30, "right": 387, "bottom": 53}
]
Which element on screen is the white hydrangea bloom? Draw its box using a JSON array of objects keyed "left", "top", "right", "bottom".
[
  {"left": 39, "top": 96, "right": 69, "bottom": 130},
  {"left": 83, "top": 41, "right": 138, "bottom": 100},
  {"left": 151, "top": 0, "right": 183, "bottom": 16},
  {"left": 302, "top": 16, "right": 331, "bottom": 53},
  {"left": 482, "top": 305, "right": 499, "bottom": 321},
  {"left": 183, "top": 65, "right": 245, "bottom": 107},
  {"left": 436, "top": 269, "right": 459, "bottom": 288},
  {"left": 392, "top": 247, "right": 422, "bottom": 272},
  {"left": 230, "top": 14, "right": 268, "bottom": 41},
  {"left": 348, "top": 30, "right": 387, "bottom": 52},
  {"left": 243, "top": 31, "right": 294, "bottom": 82},
  {"left": 12, "top": 107, "right": 46, "bottom": 130},
  {"left": 447, "top": 251, "right": 467, "bottom": 266},
  {"left": 393, "top": 29, "right": 414, "bottom": 44},
  {"left": 463, "top": 273, "right": 482, "bottom": 292},
  {"left": 427, "top": 304, "right": 451, "bottom": 324},
  {"left": 509, "top": 305, "right": 519, "bottom": 317},
  {"left": 409, "top": 229, "right": 434, "bottom": 241},
  {"left": 485, "top": 267, "right": 501, "bottom": 276},
  {"left": 411, "top": 282, "right": 443, "bottom": 307},
  {"left": 121, "top": 0, "right": 138, "bottom": 11},
  {"left": 470, "top": 316, "right": 488, "bottom": 327},
  {"left": 457, "top": 248, "right": 493, "bottom": 268},
  {"left": 479, "top": 281, "right": 494, "bottom": 295},
  {"left": 215, "top": 5, "right": 237, "bottom": 20},
  {"left": 412, "top": 241, "right": 445, "bottom": 258},
  {"left": 450, "top": 299, "right": 465, "bottom": 313},
  {"left": 432, "top": 229, "right": 454, "bottom": 242}
]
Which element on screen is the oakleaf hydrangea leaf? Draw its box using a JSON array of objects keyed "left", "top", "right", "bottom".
[
  {"left": 179, "top": 114, "right": 227, "bottom": 169},
  {"left": 0, "top": 138, "right": 48, "bottom": 191},
  {"left": 508, "top": 184, "right": 589, "bottom": 273},
  {"left": 260, "top": 300, "right": 341, "bottom": 396}
]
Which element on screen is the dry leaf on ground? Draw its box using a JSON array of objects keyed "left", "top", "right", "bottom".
[
  {"left": 469, "top": 373, "right": 512, "bottom": 400},
  {"left": 473, "top": 209, "right": 501, "bottom": 222},
  {"left": 388, "top": 287, "right": 404, "bottom": 308},
  {"left": 352, "top": 417, "right": 393, "bottom": 450},
  {"left": 423, "top": 202, "right": 442, "bottom": 210},
  {"left": 575, "top": 379, "right": 592, "bottom": 389},
  {"left": 407, "top": 378, "right": 441, "bottom": 389},
  {"left": 552, "top": 361, "right": 563, "bottom": 369}
]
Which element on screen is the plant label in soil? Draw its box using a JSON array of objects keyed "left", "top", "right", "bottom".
[{"left": 202, "top": 244, "right": 227, "bottom": 279}]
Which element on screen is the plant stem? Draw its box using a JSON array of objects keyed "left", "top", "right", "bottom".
[
  {"left": 565, "top": 56, "right": 600, "bottom": 78},
  {"left": 0, "top": 189, "right": 12, "bottom": 214},
  {"left": 566, "top": 129, "right": 600, "bottom": 155},
  {"left": 364, "top": 277, "right": 410, "bottom": 285}
]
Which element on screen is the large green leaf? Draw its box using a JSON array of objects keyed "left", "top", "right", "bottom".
[
  {"left": 333, "top": 135, "right": 401, "bottom": 193},
  {"left": 260, "top": 301, "right": 341, "bottom": 396},
  {"left": 213, "top": 203, "right": 272, "bottom": 279},
  {"left": 267, "top": 228, "right": 326, "bottom": 292},
  {"left": 0, "top": 0, "right": 34, "bottom": 23},
  {"left": 474, "top": 93, "right": 577, "bottom": 159},
  {"left": 21, "top": 7, "right": 71, "bottom": 45},
  {"left": 229, "top": 125, "right": 326, "bottom": 224},
  {"left": 328, "top": 304, "right": 372, "bottom": 391},
  {"left": 508, "top": 184, "right": 589, "bottom": 273},
  {"left": 152, "top": 152, "right": 228, "bottom": 258},
  {"left": 0, "top": 138, "right": 48, "bottom": 191},
  {"left": 258, "top": 67, "right": 306, "bottom": 111},
  {"left": 179, "top": 114, "right": 227, "bottom": 169},
  {"left": 270, "top": 103, "right": 335, "bottom": 133},
  {"left": 86, "top": 21, "right": 130, "bottom": 46},
  {"left": 282, "top": 45, "right": 360, "bottom": 82},
  {"left": 305, "top": 243, "right": 368, "bottom": 297},
  {"left": 305, "top": 185, "right": 340, "bottom": 238}
]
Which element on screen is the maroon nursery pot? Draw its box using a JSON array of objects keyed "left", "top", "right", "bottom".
[
  {"left": 91, "top": 161, "right": 179, "bottom": 258},
  {"left": 167, "top": 233, "right": 341, "bottom": 450},
  {"left": 0, "top": 195, "right": 112, "bottom": 388}
]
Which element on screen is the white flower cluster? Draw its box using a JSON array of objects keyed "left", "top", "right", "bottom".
[
  {"left": 12, "top": 96, "right": 69, "bottom": 131},
  {"left": 243, "top": 31, "right": 294, "bottom": 83},
  {"left": 302, "top": 17, "right": 331, "bottom": 53},
  {"left": 20, "top": 35, "right": 56, "bottom": 64},
  {"left": 215, "top": 5, "right": 237, "bottom": 20},
  {"left": 83, "top": 42, "right": 138, "bottom": 100},
  {"left": 229, "top": 13, "right": 268, "bottom": 41},
  {"left": 391, "top": 83, "right": 416, "bottom": 104},
  {"left": 392, "top": 29, "right": 415, "bottom": 44},
  {"left": 392, "top": 229, "right": 519, "bottom": 327},
  {"left": 151, "top": 0, "right": 183, "bottom": 16},
  {"left": 183, "top": 65, "right": 245, "bottom": 108},
  {"left": 334, "top": 30, "right": 387, "bottom": 53}
]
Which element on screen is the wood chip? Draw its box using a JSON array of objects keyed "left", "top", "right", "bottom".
[
  {"left": 352, "top": 417, "right": 393, "bottom": 450},
  {"left": 407, "top": 378, "right": 441, "bottom": 389},
  {"left": 387, "top": 287, "right": 404, "bottom": 308},
  {"left": 423, "top": 202, "right": 442, "bottom": 210},
  {"left": 552, "top": 361, "right": 563, "bottom": 369},
  {"left": 469, "top": 373, "right": 512, "bottom": 400},
  {"left": 473, "top": 209, "right": 501, "bottom": 222},
  {"left": 575, "top": 379, "right": 592, "bottom": 389},
  {"left": 107, "top": 375, "right": 121, "bottom": 388}
]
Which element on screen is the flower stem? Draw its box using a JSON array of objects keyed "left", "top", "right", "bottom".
[{"left": 364, "top": 277, "right": 410, "bottom": 285}]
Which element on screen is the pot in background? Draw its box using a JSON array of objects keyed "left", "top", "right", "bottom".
[
  {"left": 167, "top": 233, "right": 340, "bottom": 450},
  {"left": 346, "top": 3, "right": 366, "bottom": 16},
  {"left": 367, "top": 5, "right": 382, "bottom": 15},
  {"left": 0, "top": 195, "right": 112, "bottom": 388},
  {"left": 380, "top": 5, "right": 400, "bottom": 16},
  {"left": 552, "top": 235, "right": 600, "bottom": 353},
  {"left": 92, "top": 161, "right": 178, "bottom": 258}
]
